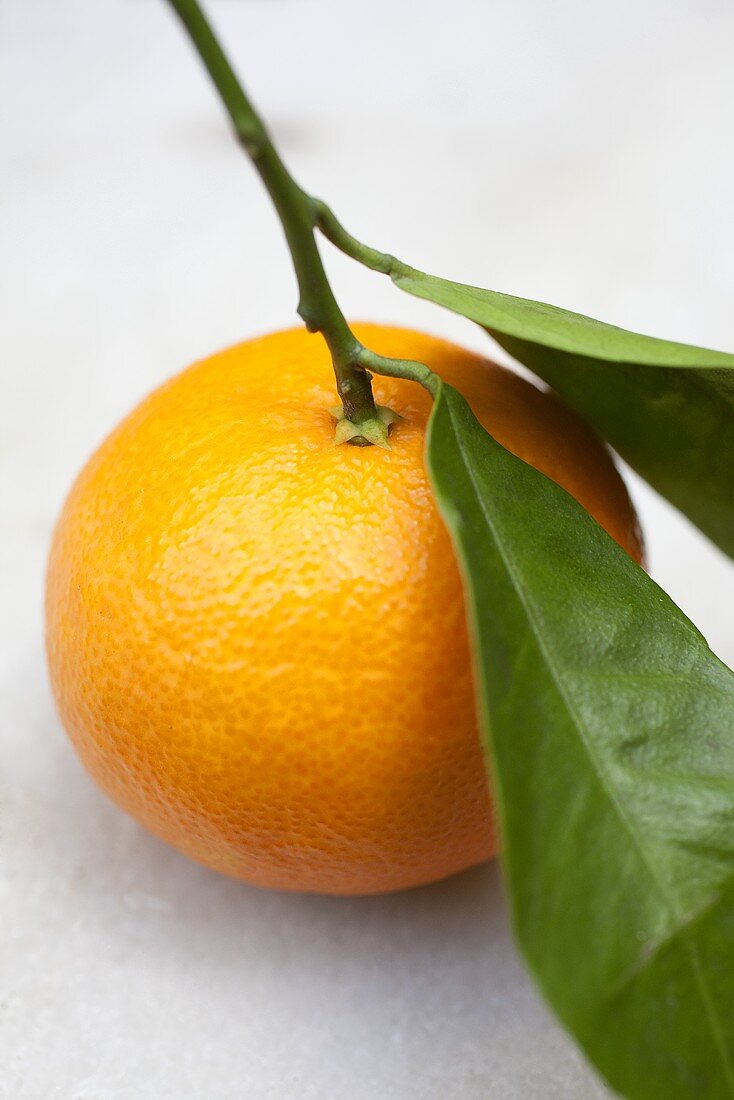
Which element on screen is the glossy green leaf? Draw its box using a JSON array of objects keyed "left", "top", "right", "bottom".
[
  {"left": 391, "top": 268, "right": 734, "bottom": 557},
  {"left": 426, "top": 380, "right": 734, "bottom": 1100}
]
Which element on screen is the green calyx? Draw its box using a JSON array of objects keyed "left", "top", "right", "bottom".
[{"left": 329, "top": 404, "right": 402, "bottom": 449}]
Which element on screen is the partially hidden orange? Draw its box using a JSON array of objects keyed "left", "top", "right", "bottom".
[{"left": 46, "top": 324, "right": 643, "bottom": 894}]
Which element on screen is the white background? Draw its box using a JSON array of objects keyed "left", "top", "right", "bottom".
[{"left": 2, "top": 1, "right": 734, "bottom": 1097}]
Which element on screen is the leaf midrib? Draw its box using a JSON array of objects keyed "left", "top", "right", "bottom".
[
  {"left": 396, "top": 270, "right": 734, "bottom": 370},
  {"left": 441, "top": 395, "right": 734, "bottom": 1092}
]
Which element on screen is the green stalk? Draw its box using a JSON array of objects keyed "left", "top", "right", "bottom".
[
  {"left": 165, "top": 0, "right": 436, "bottom": 444},
  {"left": 313, "top": 200, "right": 409, "bottom": 278}
]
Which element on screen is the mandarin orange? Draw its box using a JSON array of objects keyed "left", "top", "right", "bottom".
[{"left": 45, "top": 324, "right": 643, "bottom": 894}]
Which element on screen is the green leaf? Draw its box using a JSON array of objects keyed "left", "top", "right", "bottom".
[
  {"left": 426, "top": 380, "right": 734, "bottom": 1100},
  {"left": 392, "top": 268, "right": 734, "bottom": 557}
]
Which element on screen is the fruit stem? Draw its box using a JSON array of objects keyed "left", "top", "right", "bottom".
[
  {"left": 166, "top": 0, "right": 380, "bottom": 432},
  {"left": 164, "top": 0, "right": 439, "bottom": 443}
]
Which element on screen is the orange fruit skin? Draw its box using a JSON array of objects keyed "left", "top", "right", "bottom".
[{"left": 46, "top": 325, "right": 643, "bottom": 895}]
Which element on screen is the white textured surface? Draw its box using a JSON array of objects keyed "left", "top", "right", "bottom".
[{"left": 2, "top": 1, "right": 734, "bottom": 1097}]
